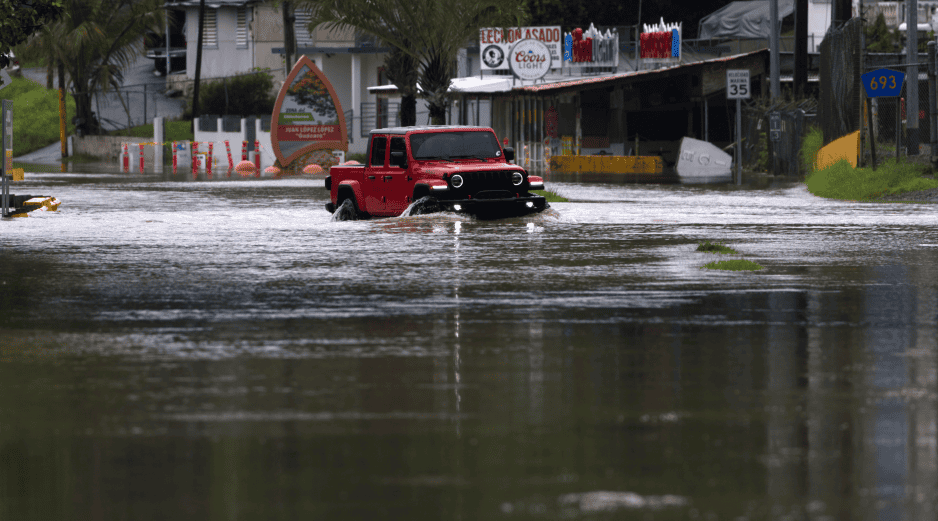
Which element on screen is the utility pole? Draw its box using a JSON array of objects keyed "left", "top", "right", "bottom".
[
  {"left": 191, "top": 0, "right": 206, "bottom": 134},
  {"left": 282, "top": 2, "right": 297, "bottom": 75},
  {"left": 770, "top": 0, "right": 780, "bottom": 98},
  {"left": 635, "top": 0, "right": 642, "bottom": 67},
  {"left": 908, "top": 0, "right": 920, "bottom": 155},
  {"left": 793, "top": 0, "right": 808, "bottom": 97}
]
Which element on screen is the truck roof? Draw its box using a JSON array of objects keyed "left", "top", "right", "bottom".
[{"left": 369, "top": 125, "right": 493, "bottom": 136}]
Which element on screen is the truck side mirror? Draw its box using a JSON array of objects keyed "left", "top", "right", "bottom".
[
  {"left": 503, "top": 147, "right": 514, "bottom": 162},
  {"left": 390, "top": 150, "right": 407, "bottom": 168}
]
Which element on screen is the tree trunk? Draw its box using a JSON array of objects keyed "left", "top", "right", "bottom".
[
  {"left": 282, "top": 2, "right": 296, "bottom": 72},
  {"left": 59, "top": 61, "right": 68, "bottom": 157},
  {"left": 71, "top": 86, "right": 96, "bottom": 137},
  {"left": 420, "top": 52, "right": 452, "bottom": 126},
  {"left": 192, "top": 0, "right": 206, "bottom": 134},
  {"left": 400, "top": 94, "right": 417, "bottom": 126},
  {"left": 384, "top": 45, "right": 419, "bottom": 126},
  {"left": 427, "top": 96, "right": 447, "bottom": 125}
]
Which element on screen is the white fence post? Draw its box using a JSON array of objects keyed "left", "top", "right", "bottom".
[{"left": 154, "top": 117, "right": 164, "bottom": 173}]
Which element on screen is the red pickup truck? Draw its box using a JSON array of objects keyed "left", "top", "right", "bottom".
[{"left": 325, "top": 126, "right": 547, "bottom": 219}]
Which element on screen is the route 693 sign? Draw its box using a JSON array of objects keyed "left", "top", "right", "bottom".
[{"left": 861, "top": 68, "right": 905, "bottom": 98}]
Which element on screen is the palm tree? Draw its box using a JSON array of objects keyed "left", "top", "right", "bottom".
[
  {"left": 382, "top": 34, "right": 419, "bottom": 126},
  {"left": 300, "top": 0, "right": 526, "bottom": 125},
  {"left": 22, "top": 0, "right": 164, "bottom": 135}
]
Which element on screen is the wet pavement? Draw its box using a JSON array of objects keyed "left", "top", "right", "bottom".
[{"left": 1, "top": 165, "right": 938, "bottom": 520}]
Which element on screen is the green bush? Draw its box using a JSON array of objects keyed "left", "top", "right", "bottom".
[
  {"left": 0, "top": 76, "right": 76, "bottom": 156},
  {"left": 183, "top": 69, "right": 276, "bottom": 118},
  {"left": 800, "top": 125, "right": 823, "bottom": 175},
  {"left": 108, "top": 119, "right": 193, "bottom": 142}
]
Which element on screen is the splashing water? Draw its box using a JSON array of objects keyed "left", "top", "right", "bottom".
[
  {"left": 330, "top": 198, "right": 359, "bottom": 221},
  {"left": 399, "top": 196, "right": 441, "bottom": 217}
]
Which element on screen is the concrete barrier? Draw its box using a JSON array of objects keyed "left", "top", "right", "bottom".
[{"left": 815, "top": 130, "right": 861, "bottom": 170}]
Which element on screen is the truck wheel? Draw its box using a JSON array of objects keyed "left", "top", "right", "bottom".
[
  {"left": 402, "top": 195, "right": 440, "bottom": 216},
  {"left": 331, "top": 197, "right": 359, "bottom": 221}
]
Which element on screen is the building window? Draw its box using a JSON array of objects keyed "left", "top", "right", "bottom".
[
  {"left": 200, "top": 9, "right": 217, "bottom": 48},
  {"left": 236, "top": 7, "right": 247, "bottom": 48},
  {"left": 294, "top": 7, "right": 314, "bottom": 49}
]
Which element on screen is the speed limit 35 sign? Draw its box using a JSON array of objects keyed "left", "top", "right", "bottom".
[{"left": 726, "top": 69, "right": 750, "bottom": 99}]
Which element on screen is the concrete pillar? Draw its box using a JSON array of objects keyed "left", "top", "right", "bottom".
[
  {"left": 154, "top": 117, "right": 164, "bottom": 173},
  {"left": 351, "top": 55, "right": 361, "bottom": 142},
  {"left": 908, "top": 0, "right": 920, "bottom": 154}
]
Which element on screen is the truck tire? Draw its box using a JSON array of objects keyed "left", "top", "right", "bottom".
[
  {"left": 402, "top": 195, "right": 440, "bottom": 216},
  {"left": 331, "top": 197, "right": 360, "bottom": 221}
]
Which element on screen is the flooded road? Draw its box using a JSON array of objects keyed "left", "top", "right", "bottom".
[{"left": 1, "top": 166, "right": 937, "bottom": 520}]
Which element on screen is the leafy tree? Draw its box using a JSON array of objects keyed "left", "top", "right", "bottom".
[
  {"left": 185, "top": 69, "right": 276, "bottom": 118},
  {"left": 21, "top": 0, "right": 165, "bottom": 135},
  {"left": 0, "top": 0, "right": 65, "bottom": 85},
  {"left": 866, "top": 12, "right": 898, "bottom": 53},
  {"left": 301, "top": 0, "right": 527, "bottom": 125}
]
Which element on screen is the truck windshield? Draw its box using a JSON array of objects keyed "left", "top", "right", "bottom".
[{"left": 409, "top": 131, "right": 502, "bottom": 160}]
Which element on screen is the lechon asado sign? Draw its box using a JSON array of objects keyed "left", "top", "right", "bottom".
[{"left": 479, "top": 26, "right": 561, "bottom": 70}]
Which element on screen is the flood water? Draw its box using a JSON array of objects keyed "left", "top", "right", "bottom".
[{"left": 2, "top": 165, "right": 937, "bottom": 520}]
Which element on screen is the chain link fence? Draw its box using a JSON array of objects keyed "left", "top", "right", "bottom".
[
  {"left": 72, "top": 84, "right": 186, "bottom": 133},
  {"left": 819, "top": 15, "right": 938, "bottom": 167},
  {"left": 818, "top": 17, "right": 863, "bottom": 148}
]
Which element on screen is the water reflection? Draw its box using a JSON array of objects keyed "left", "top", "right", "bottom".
[{"left": 1, "top": 169, "right": 938, "bottom": 519}]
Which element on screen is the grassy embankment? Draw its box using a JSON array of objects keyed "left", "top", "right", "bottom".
[
  {"left": 0, "top": 75, "right": 76, "bottom": 156},
  {"left": 802, "top": 126, "right": 938, "bottom": 200}
]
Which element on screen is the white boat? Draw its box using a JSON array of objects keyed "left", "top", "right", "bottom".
[{"left": 675, "top": 136, "right": 733, "bottom": 184}]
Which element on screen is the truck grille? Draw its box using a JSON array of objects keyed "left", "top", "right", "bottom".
[{"left": 459, "top": 171, "right": 517, "bottom": 190}]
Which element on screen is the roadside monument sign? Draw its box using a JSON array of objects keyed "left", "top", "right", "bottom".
[{"left": 271, "top": 56, "right": 348, "bottom": 168}]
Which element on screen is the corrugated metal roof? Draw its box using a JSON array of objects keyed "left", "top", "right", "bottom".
[
  {"left": 517, "top": 49, "right": 767, "bottom": 93},
  {"left": 165, "top": 0, "right": 254, "bottom": 8}
]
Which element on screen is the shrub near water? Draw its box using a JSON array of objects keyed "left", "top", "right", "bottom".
[
  {"left": 801, "top": 126, "right": 824, "bottom": 174},
  {"left": 805, "top": 159, "right": 938, "bottom": 200},
  {"left": 801, "top": 125, "right": 938, "bottom": 200},
  {"left": 0, "top": 76, "right": 76, "bottom": 156}
]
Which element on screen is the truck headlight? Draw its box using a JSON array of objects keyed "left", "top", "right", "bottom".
[
  {"left": 450, "top": 174, "right": 464, "bottom": 188},
  {"left": 512, "top": 172, "right": 524, "bottom": 186}
]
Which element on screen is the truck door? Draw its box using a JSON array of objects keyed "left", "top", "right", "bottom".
[
  {"left": 384, "top": 136, "right": 410, "bottom": 214},
  {"left": 365, "top": 135, "right": 388, "bottom": 213}
]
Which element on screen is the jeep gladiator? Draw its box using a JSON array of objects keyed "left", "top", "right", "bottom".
[{"left": 325, "top": 126, "right": 547, "bottom": 219}]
